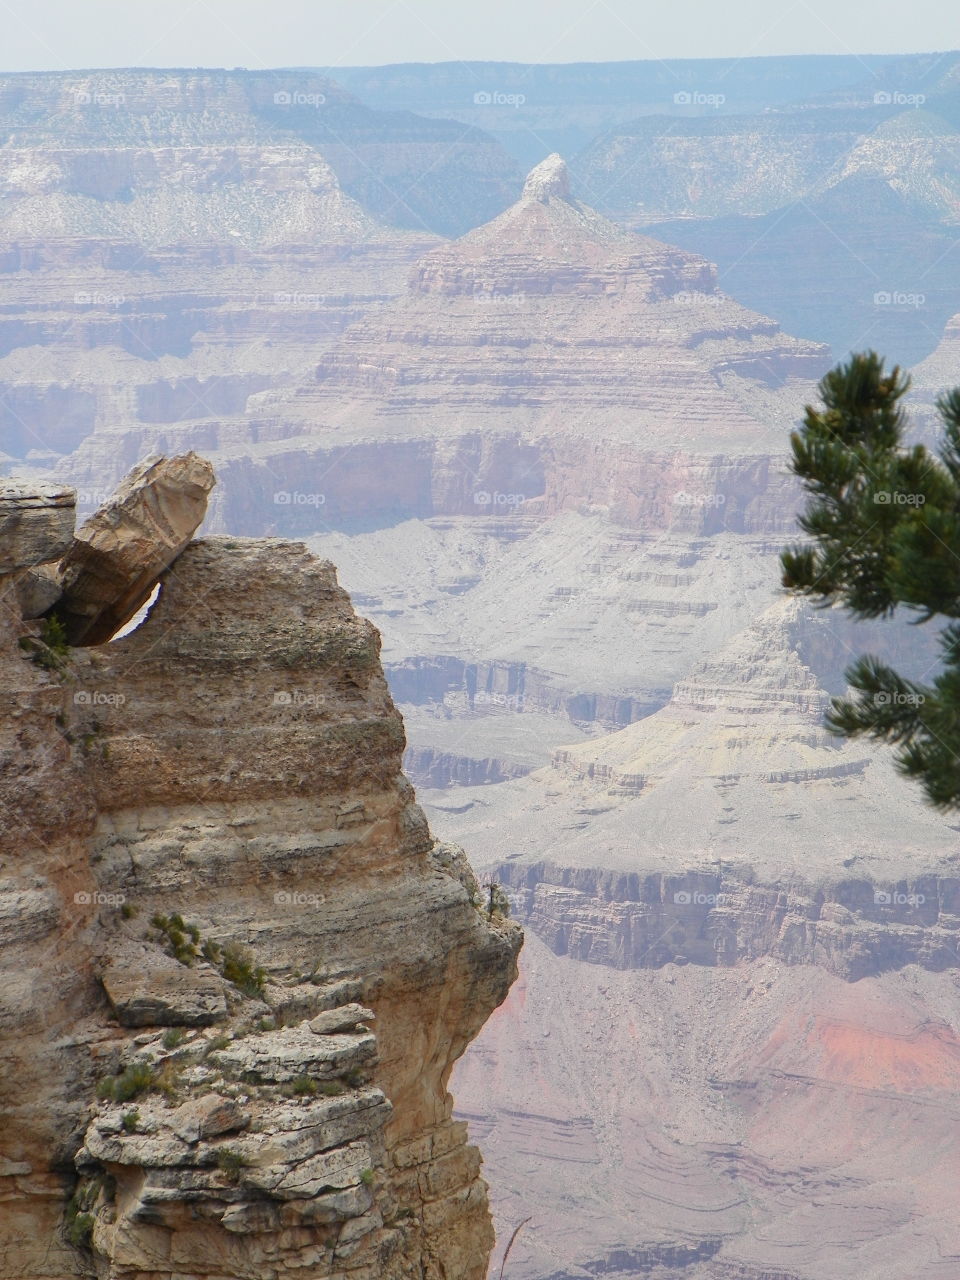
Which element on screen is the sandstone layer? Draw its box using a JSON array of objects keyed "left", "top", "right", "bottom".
[{"left": 0, "top": 469, "right": 520, "bottom": 1280}]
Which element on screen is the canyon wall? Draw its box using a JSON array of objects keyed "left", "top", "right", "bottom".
[{"left": 0, "top": 477, "right": 520, "bottom": 1279}]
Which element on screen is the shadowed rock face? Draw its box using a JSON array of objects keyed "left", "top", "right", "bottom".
[
  {"left": 0, "top": 486, "right": 520, "bottom": 1279},
  {"left": 0, "top": 480, "right": 74, "bottom": 572}
]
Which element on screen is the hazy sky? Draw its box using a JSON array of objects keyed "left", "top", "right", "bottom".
[{"left": 3, "top": 0, "right": 957, "bottom": 72}]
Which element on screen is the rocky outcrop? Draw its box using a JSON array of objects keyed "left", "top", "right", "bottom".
[
  {"left": 57, "top": 452, "right": 215, "bottom": 643},
  {"left": 0, "top": 479, "right": 74, "bottom": 572},
  {"left": 0, "top": 463, "right": 520, "bottom": 1280},
  {"left": 404, "top": 745, "right": 533, "bottom": 789},
  {"left": 520, "top": 153, "right": 571, "bottom": 201},
  {"left": 495, "top": 860, "right": 960, "bottom": 980}
]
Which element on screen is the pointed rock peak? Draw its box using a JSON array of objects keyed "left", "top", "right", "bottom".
[{"left": 522, "top": 153, "right": 570, "bottom": 202}]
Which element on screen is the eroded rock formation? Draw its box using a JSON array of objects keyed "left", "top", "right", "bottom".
[
  {"left": 57, "top": 451, "right": 216, "bottom": 644},
  {"left": 0, "top": 464, "right": 520, "bottom": 1279},
  {"left": 441, "top": 598, "right": 960, "bottom": 1279}
]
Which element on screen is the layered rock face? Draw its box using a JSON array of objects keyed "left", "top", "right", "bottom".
[
  {"left": 58, "top": 152, "right": 827, "bottom": 512},
  {"left": 0, "top": 70, "right": 519, "bottom": 237},
  {"left": 648, "top": 176, "right": 960, "bottom": 368},
  {"left": 0, "top": 69, "right": 452, "bottom": 502},
  {"left": 572, "top": 58, "right": 960, "bottom": 226},
  {"left": 0, "top": 468, "right": 520, "bottom": 1279},
  {"left": 32, "top": 154, "right": 837, "bottom": 794},
  {"left": 570, "top": 56, "right": 960, "bottom": 364},
  {"left": 110, "top": 153, "right": 828, "bottom": 781},
  {"left": 440, "top": 599, "right": 960, "bottom": 1279},
  {"left": 333, "top": 55, "right": 895, "bottom": 169},
  {"left": 457, "top": 933, "right": 960, "bottom": 1280}
]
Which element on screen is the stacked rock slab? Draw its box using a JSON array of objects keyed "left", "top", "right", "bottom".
[
  {"left": 56, "top": 451, "right": 216, "bottom": 644},
  {"left": 0, "top": 458, "right": 520, "bottom": 1280}
]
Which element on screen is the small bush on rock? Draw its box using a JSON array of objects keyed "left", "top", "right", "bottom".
[
  {"left": 97, "top": 1063, "right": 156, "bottom": 1103},
  {"left": 215, "top": 1147, "right": 249, "bottom": 1182}
]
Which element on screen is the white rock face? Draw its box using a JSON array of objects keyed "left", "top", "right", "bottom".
[{"left": 521, "top": 152, "right": 571, "bottom": 202}]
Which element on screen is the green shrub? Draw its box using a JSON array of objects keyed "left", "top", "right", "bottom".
[
  {"left": 65, "top": 1174, "right": 105, "bottom": 1248},
  {"left": 291, "top": 1074, "right": 317, "bottom": 1096},
  {"left": 154, "top": 1060, "right": 182, "bottom": 1098},
  {"left": 121, "top": 1109, "right": 140, "bottom": 1133},
  {"left": 221, "top": 942, "right": 267, "bottom": 999},
  {"left": 65, "top": 1209, "right": 94, "bottom": 1248},
  {"left": 162, "top": 1028, "right": 186, "bottom": 1050},
  {"left": 150, "top": 915, "right": 267, "bottom": 999},
  {"left": 360, "top": 1167, "right": 375, "bottom": 1188},
  {"left": 41, "top": 614, "right": 70, "bottom": 654},
  {"left": 104, "top": 1062, "right": 157, "bottom": 1103},
  {"left": 318, "top": 1080, "right": 346, "bottom": 1097},
  {"left": 150, "top": 912, "right": 199, "bottom": 965},
  {"left": 215, "top": 1147, "right": 249, "bottom": 1182},
  {"left": 19, "top": 615, "right": 70, "bottom": 671}
]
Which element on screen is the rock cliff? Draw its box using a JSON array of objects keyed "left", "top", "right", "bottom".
[{"left": 0, "top": 463, "right": 520, "bottom": 1279}]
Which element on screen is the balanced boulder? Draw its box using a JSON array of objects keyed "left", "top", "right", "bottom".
[{"left": 57, "top": 452, "right": 215, "bottom": 644}]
